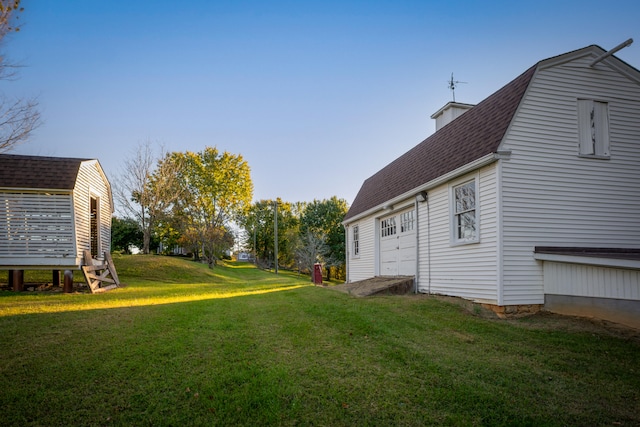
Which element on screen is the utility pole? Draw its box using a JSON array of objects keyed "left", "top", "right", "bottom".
[{"left": 274, "top": 200, "right": 278, "bottom": 274}]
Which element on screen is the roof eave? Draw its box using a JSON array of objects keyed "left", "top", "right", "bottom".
[{"left": 343, "top": 153, "right": 499, "bottom": 225}]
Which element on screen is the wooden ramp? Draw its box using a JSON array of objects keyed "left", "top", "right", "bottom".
[
  {"left": 331, "top": 276, "right": 414, "bottom": 297},
  {"left": 81, "top": 251, "right": 121, "bottom": 293}
]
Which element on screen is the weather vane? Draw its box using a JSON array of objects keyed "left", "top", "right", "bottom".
[{"left": 448, "top": 73, "right": 467, "bottom": 102}]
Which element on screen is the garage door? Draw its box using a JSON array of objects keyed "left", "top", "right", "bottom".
[{"left": 379, "top": 208, "right": 416, "bottom": 276}]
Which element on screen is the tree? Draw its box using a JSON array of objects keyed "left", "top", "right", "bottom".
[
  {"left": 153, "top": 218, "right": 183, "bottom": 255},
  {"left": 240, "top": 200, "right": 275, "bottom": 268},
  {"left": 172, "top": 147, "right": 253, "bottom": 267},
  {"left": 239, "top": 198, "right": 299, "bottom": 269},
  {"left": 0, "top": 1, "right": 40, "bottom": 153},
  {"left": 201, "top": 226, "right": 235, "bottom": 268},
  {"left": 111, "top": 216, "right": 143, "bottom": 254},
  {"left": 113, "top": 141, "right": 183, "bottom": 254},
  {"left": 300, "top": 197, "right": 349, "bottom": 278},
  {"left": 294, "top": 230, "right": 329, "bottom": 281}
]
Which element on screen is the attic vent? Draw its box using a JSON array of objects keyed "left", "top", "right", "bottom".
[{"left": 430, "top": 102, "right": 474, "bottom": 131}]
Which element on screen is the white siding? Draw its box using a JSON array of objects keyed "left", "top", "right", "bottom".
[
  {"left": 0, "top": 192, "right": 76, "bottom": 265},
  {"left": 347, "top": 216, "right": 376, "bottom": 282},
  {"left": 73, "top": 161, "right": 112, "bottom": 258},
  {"left": 417, "top": 165, "right": 499, "bottom": 303},
  {"left": 544, "top": 262, "right": 640, "bottom": 301},
  {"left": 499, "top": 54, "right": 640, "bottom": 305}
]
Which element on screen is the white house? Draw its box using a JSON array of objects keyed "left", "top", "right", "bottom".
[
  {"left": 0, "top": 154, "right": 113, "bottom": 290},
  {"left": 343, "top": 44, "right": 640, "bottom": 328}
]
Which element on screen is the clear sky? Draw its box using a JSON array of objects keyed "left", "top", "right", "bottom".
[{"left": 5, "top": 0, "right": 640, "bottom": 206}]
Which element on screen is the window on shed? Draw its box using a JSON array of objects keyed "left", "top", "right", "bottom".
[
  {"left": 577, "top": 99, "right": 610, "bottom": 157},
  {"left": 352, "top": 225, "right": 359, "bottom": 256},
  {"left": 380, "top": 217, "right": 396, "bottom": 238},
  {"left": 452, "top": 180, "right": 478, "bottom": 243}
]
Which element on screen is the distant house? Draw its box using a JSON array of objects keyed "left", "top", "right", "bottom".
[
  {"left": 0, "top": 154, "right": 113, "bottom": 289},
  {"left": 343, "top": 45, "right": 640, "bottom": 328},
  {"left": 237, "top": 252, "right": 251, "bottom": 262}
]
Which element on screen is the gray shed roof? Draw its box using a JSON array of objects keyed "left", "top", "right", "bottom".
[
  {"left": 344, "top": 63, "right": 537, "bottom": 221},
  {"left": 0, "top": 154, "right": 92, "bottom": 190}
]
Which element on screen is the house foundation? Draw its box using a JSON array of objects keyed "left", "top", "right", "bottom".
[{"left": 481, "top": 303, "right": 543, "bottom": 319}]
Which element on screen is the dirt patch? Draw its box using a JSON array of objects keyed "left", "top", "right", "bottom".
[{"left": 506, "top": 310, "right": 640, "bottom": 342}]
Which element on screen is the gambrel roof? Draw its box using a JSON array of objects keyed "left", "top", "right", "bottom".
[
  {"left": 344, "top": 64, "right": 536, "bottom": 221},
  {"left": 345, "top": 44, "right": 640, "bottom": 222},
  {"left": 0, "top": 154, "right": 91, "bottom": 191}
]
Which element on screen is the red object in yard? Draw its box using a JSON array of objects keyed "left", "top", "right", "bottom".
[{"left": 313, "top": 263, "right": 323, "bottom": 285}]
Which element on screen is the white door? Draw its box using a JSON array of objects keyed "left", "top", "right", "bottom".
[
  {"left": 380, "top": 215, "right": 399, "bottom": 276},
  {"left": 379, "top": 209, "right": 416, "bottom": 276}
]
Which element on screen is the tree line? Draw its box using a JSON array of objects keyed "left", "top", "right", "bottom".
[
  {"left": 112, "top": 142, "right": 348, "bottom": 280},
  {"left": 237, "top": 196, "right": 348, "bottom": 280}
]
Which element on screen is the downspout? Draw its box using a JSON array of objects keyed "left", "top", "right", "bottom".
[
  {"left": 414, "top": 197, "right": 419, "bottom": 294},
  {"left": 426, "top": 195, "right": 431, "bottom": 295},
  {"left": 496, "top": 161, "right": 504, "bottom": 305},
  {"left": 415, "top": 191, "right": 430, "bottom": 294},
  {"left": 344, "top": 224, "right": 349, "bottom": 283}
]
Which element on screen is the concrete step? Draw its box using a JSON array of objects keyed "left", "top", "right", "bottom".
[{"left": 331, "top": 276, "right": 414, "bottom": 297}]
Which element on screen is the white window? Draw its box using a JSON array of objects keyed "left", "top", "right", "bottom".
[
  {"left": 452, "top": 179, "right": 478, "bottom": 244},
  {"left": 352, "top": 225, "right": 359, "bottom": 256},
  {"left": 400, "top": 210, "right": 414, "bottom": 233},
  {"left": 381, "top": 217, "right": 396, "bottom": 238},
  {"left": 577, "top": 99, "right": 610, "bottom": 157}
]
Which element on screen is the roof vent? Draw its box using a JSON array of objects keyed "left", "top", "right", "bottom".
[{"left": 430, "top": 102, "right": 474, "bottom": 131}]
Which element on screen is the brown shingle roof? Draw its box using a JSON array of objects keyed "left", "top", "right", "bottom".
[
  {"left": 344, "top": 64, "right": 537, "bottom": 221},
  {"left": 0, "top": 154, "right": 92, "bottom": 190}
]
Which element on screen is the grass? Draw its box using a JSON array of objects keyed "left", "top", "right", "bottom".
[{"left": 0, "top": 255, "right": 639, "bottom": 426}]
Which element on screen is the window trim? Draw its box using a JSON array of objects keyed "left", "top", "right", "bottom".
[
  {"left": 352, "top": 225, "right": 360, "bottom": 257},
  {"left": 450, "top": 176, "right": 480, "bottom": 245}
]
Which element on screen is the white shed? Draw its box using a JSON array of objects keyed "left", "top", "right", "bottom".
[{"left": 0, "top": 154, "right": 113, "bottom": 291}]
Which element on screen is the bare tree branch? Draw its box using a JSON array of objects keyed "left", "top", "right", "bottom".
[
  {"left": 0, "top": 95, "right": 39, "bottom": 152},
  {"left": 113, "top": 140, "right": 184, "bottom": 254},
  {"left": 295, "top": 231, "right": 329, "bottom": 280},
  {"left": 0, "top": 1, "right": 41, "bottom": 153}
]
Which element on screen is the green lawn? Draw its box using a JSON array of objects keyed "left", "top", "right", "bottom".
[{"left": 0, "top": 255, "right": 638, "bottom": 426}]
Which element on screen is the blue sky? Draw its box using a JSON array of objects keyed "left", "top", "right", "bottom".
[{"left": 5, "top": 0, "right": 640, "bottom": 206}]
